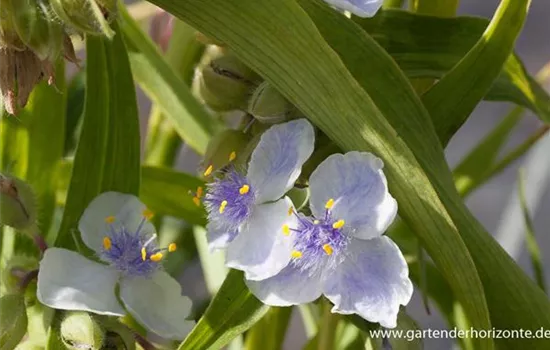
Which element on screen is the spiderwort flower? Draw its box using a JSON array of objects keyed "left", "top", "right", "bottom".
[
  {"left": 203, "top": 119, "right": 315, "bottom": 281},
  {"left": 37, "top": 192, "right": 194, "bottom": 339},
  {"left": 246, "top": 152, "right": 413, "bottom": 328},
  {"left": 323, "top": 0, "right": 383, "bottom": 18}
]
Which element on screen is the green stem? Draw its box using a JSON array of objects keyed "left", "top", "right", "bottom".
[
  {"left": 318, "top": 299, "right": 339, "bottom": 350},
  {"left": 382, "top": 0, "right": 404, "bottom": 8}
]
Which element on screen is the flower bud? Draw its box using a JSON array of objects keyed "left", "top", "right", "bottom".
[
  {"left": 8, "top": 0, "right": 64, "bottom": 61},
  {"left": 247, "top": 81, "right": 294, "bottom": 124},
  {"left": 0, "top": 0, "right": 25, "bottom": 50},
  {"left": 287, "top": 187, "right": 310, "bottom": 211},
  {"left": 60, "top": 312, "right": 105, "bottom": 350},
  {"left": 0, "top": 173, "right": 37, "bottom": 231},
  {"left": 0, "top": 294, "right": 28, "bottom": 350},
  {"left": 194, "top": 47, "right": 261, "bottom": 111},
  {"left": 50, "top": 0, "right": 115, "bottom": 37},
  {"left": 203, "top": 129, "right": 251, "bottom": 174}
]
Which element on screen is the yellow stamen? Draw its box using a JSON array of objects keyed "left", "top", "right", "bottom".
[
  {"left": 141, "top": 247, "right": 147, "bottom": 261},
  {"left": 323, "top": 244, "right": 333, "bottom": 256},
  {"left": 332, "top": 220, "right": 345, "bottom": 229},
  {"left": 313, "top": 220, "right": 320, "bottom": 225},
  {"left": 288, "top": 206, "right": 293, "bottom": 216},
  {"left": 192, "top": 196, "right": 201, "bottom": 207},
  {"left": 291, "top": 250, "right": 303, "bottom": 259},
  {"left": 325, "top": 198, "right": 335, "bottom": 209},
  {"left": 143, "top": 209, "right": 154, "bottom": 220},
  {"left": 282, "top": 224, "right": 290, "bottom": 236},
  {"left": 219, "top": 200, "right": 228, "bottom": 214},
  {"left": 229, "top": 151, "right": 237, "bottom": 162},
  {"left": 196, "top": 186, "right": 204, "bottom": 198},
  {"left": 150, "top": 252, "right": 164, "bottom": 262},
  {"left": 203, "top": 165, "right": 213, "bottom": 177},
  {"left": 105, "top": 215, "right": 115, "bottom": 224},
  {"left": 168, "top": 243, "right": 177, "bottom": 252},
  {"left": 239, "top": 184, "right": 250, "bottom": 195},
  {"left": 103, "top": 237, "right": 112, "bottom": 250}
]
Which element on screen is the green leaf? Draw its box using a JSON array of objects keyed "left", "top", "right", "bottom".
[
  {"left": 245, "top": 307, "right": 292, "bottom": 350},
  {"left": 18, "top": 61, "right": 66, "bottom": 243},
  {"left": 0, "top": 294, "right": 27, "bottom": 350},
  {"left": 421, "top": 0, "right": 534, "bottom": 143},
  {"left": 118, "top": 5, "right": 216, "bottom": 155},
  {"left": 356, "top": 10, "right": 550, "bottom": 142},
  {"left": 178, "top": 270, "right": 269, "bottom": 350},
  {"left": 150, "top": 0, "right": 550, "bottom": 348},
  {"left": 193, "top": 226, "right": 227, "bottom": 295},
  {"left": 55, "top": 23, "right": 141, "bottom": 249},
  {"left": 140, "top": 166, "right": 205, "bottom": 225}
]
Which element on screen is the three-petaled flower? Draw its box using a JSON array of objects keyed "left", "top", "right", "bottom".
[
  {"left": 243, "top": 151, "right": 413, "bottom": 328},
  {"left": 203, "top": 119, "right": 315, "bottom": 281},
  {"left": 323, "top": 0, "right": 384, "bottom": 18},
  {"left": 37, "top": 192, "right": 194, "bottom": 339}
]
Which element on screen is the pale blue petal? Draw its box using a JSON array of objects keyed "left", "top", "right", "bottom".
[
  {"left": 323, "top": 237, "right": 413, "bottom": 328},
  {"left": 206, "top": 222, "right": 238, "bottom": 251},
  {"left": 79, "top": 192, "right": 155, "bottom": 253},
  {"left": 324, "top": 0, "right": 383, "bottom": 18},
  {"left": 247, "top": 119, "right": 314, "bottom": 203},
  {"left": 226, "top": 197, "right": 297, "bottom": 281},
  {"left": 120, "top": 271, "right": 194, "bottom": 340},
  {"left": 37, "top": 248, "right": 124, "bottom": 316},
  {"left": 309, "top": 152, "right": 397, "bottom": 240},
  {"left": 246, "top": 264, "right": 323, "bottom": 306}
]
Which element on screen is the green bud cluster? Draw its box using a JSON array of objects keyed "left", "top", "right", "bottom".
[
  {"left": 0, "top": 0, "right": 115, "bottom": 114},
  {"left": 0, "top": 173, "right": 37, "bottom": 232},
  {"left": 60, "top": 312, "right": 105, "bottom": 350}
]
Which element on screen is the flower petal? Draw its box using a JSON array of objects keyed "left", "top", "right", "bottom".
[
  {"left": 322, "top": 236, "right": 413, "bottom": 328},
  {"left": 247, "top": 119, "right": 314, "bottom": 203},
  {"left": 120, "top": 271, "right": 194, "bottom": 340},
  {"left": 206, "top": 222, "right": 238, "bottom": 251},
  {"left": 246, "top": 264, "right": 323, "bottom": 306},
  {"left": 37, "top": 248, "right": 124, "bottom": 316},
  {"left": 226, "top": 197, "right": 296, "bottom": 281},
  {"left": 323, "top": 0, "right": 383, "bottom": 18},
  {"left": 78, "top": 192, "right": 155, "bottom": 252},
  {"left": 309, "top": 152, "right": 397, "bottom": 240}
]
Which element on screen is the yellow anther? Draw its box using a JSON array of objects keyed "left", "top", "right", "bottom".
[
  {"left": 291, "top": 250, "right": 303, "bottom": 259},
  {"left": 229, "top": 151, "right": 237, "bottom": 162},
  {"left": 196, "top": 186, "right": 204, "bottom": 198},
  {"left": 103, "top": 237, "right": 112, "bottom": 250},
  {"left": 168, "top": 243, "right": 177, "bottom": 252},
  {"left": 288, "top": 206, "right": 293, "bottom": 216},
  {"left": 203, "top": 165, "right": 213, "bottom": 177},
  {"left": 239, "top": 184, "right": 250, "bottom": 195},
  {"left": 150, "top": 252, "right": 164, "bottom": 262},
  {"left": 325, "top": 198, "right": 335, "bottom": 209},
  {"left": 332, "top": 220, "right": 345, "bottom": 229},
  {"left": 192, "top": 196, "right": 201, "bottom": 207},
  {"left": 219, "top": 200, "right": 228, "bottom": 214},
  {"left": 141, "top": 247, "right": 147, "bottom": 261},
  {"left": 143, "top": 209, "right": 154, "bottom": 220},
  {"left": 313, "top": 220, "right": 320, "bottom": 225},
  {"left": 282, "top": 224, "right": 290, "bottom": 236},
  {"left": 105, "top": 215, "right": 115, "bottom": 224},
  {"left": 323, "top": 244, "right": 333, "bottom": 256}
]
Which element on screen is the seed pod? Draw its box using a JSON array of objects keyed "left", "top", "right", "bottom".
[
  {"left": 248, "top": 81, "right": 293, "bottom": 124},
  {"left": 8, "top": 0, "right": 64, "bottom": 60},
  {"left": 60, "top": 312, "right": 105, "bottom": 350},
  {"left": 0, "top": 173, "right": 37, "bottom": 231},
  {"left": 194, "top": 48, "right": 261, "bottom": 112},
  {"left": 50, "top": 0, "right": 115, "bottom": 37},
  {"left": 203, "top": 129, "right": 251, "bottom": 174}
]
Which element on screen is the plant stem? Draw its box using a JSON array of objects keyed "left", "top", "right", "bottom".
[{"left": 317, "top": 299, "right": 339, "bottom": 350}]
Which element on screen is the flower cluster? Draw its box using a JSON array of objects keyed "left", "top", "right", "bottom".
[
  {"left": 202, "top": 119, "right": 412, "bottom": 328},
  {"left": 37, "top": 192, "right": 194, "bottom": 339}
]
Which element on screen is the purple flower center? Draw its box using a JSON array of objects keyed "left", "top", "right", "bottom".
[
  {"left": 100, "top": 218, "right": 167, "bottom": 278},
  {"left": 289, "top": 205, "right": 349, "bottom": 274},
  {"left": 204, "top": 169, "right": 256, "bottom": 231}
]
